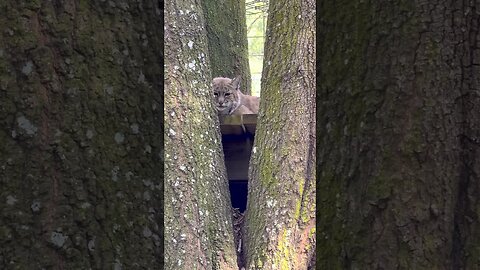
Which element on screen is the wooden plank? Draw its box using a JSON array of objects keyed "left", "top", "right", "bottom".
[{"left": 219, "top": 114, "right": 257, "bottom": 136}]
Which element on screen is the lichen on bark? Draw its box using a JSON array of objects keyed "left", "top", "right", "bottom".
[
  {"left": 201, "top": 0, "right": 252, "bottom": 94},
  {"left": 244, "top": 0, "right": 316, "bottom": 268},
  {"left": 317, "top": 1, "right": 480, "bottom": 269},
  {"left": 1, "top": 1, "right": 164, "bottom": 269},
  {"left": 164, "top": 0, "right": 238, "bottom": 269}
]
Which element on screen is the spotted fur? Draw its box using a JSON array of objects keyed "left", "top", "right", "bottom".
[{"left": 212, "top": 76, "right": 260, "bottom": 115}]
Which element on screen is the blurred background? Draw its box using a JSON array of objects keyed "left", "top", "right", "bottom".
[{"left": 246, "top": 0, "right": 268, "bottom": 96}]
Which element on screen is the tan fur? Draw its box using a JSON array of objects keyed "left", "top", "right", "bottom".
[
  {"left": 231, "top": 104, "right": 253, "bottom": 115},
  {"left": 212, "top": 76, "right": 260, "bottom": 115}
]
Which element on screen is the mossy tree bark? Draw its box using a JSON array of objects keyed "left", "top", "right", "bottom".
[
  {"left": 202, "top": 0, "right": 252, "bottom": 95},
  {"left": 244, "top": 0, "right": 316, "bottom": 268},
  {"left": 317, "top": 1, "right": 480, "bottom": 269},
  {"left": 0, "top": 1, "right": 163, "bottom": 269},
  {"left": 164, "top": 0, "right": 238, "bottom": 269}
]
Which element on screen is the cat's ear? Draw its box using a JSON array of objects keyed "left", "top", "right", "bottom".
[
  {"left": 212, "top": 77, "right": 221, "bottom": 87},
  {"left": 231, "top": 76, "right": 241, "bottom": 91}
]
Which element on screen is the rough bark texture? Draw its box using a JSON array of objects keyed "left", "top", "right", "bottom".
[
  {"left": 317, "top": 1, "right": 480, "bottom": 269},
  {"left": 164, "top": 0, "right": 238, "bottom": 269},
  {"left": 202, "top": 0, "right": 252, "bottom": 95},
  {"left": 244, "top": 0, "right": 316, "bottom": 268},
  {"left": 0, "top": 1, "right": 163, "bottom": 269}
]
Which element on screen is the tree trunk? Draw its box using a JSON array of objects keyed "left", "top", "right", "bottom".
[
  {"left": 164, "top": 0, "right": 238, "bottom": 269},
  {"left": 317, "top": 1, "right": 480, "bottom": 269},
  {"left": 0, "top": 1, "right": 163, "bottom": 269},
  {"left": 244, "top": 0, "right": 316, "bottom": 268},
  {"left": 202, "top": 0, "right": 252, "bottom": 95}
]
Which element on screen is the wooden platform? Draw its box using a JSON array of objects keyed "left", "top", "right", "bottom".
[
  {"left": 220, "top": 114, "right": 257, "bottom": 181},
  {"left": 219, "top": 114, "right": 257, "bottom": 136}
]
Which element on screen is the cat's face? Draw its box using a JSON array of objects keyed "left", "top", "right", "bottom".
[{"left": 212, "top": 77, "right": 241, "bottom": 114}]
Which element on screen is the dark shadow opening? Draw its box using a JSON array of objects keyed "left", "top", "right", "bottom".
[
  {"left": 221, "top": 133, "right": 253, "bottom": 214},
  {"left": 220, "top": 115, "right": 256, "bottom": 214},
  {"left": 219, "top": 115, "right": 256, "bottom": 269},
  {"left": 228, "top": 180, "right": 248, "bottom": 212}
]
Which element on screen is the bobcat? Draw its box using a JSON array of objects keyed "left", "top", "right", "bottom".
[{"left": 212, "top": 76, "right": 260, "bottom": 115}]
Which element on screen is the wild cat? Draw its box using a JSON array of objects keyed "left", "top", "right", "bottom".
[{"left": 212, "top": 76, "right": 260, "bottom": 115}]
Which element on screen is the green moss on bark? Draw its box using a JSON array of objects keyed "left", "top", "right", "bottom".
[
  {"left": 202, "top": 0, "right": 252, "bottom": 94},
  {"left": 245, "top": 0, "right": 316, "bottom": 268},
  {"left": 0, "top": 1, "right": 163, "bottom": 268}
]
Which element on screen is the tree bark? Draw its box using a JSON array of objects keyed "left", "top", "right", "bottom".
[
  {"left": 317, "top": 1, "right": 480, "bottom": 268},
  {"left": 0, "top": 1, "right": 163, "bottom": 269},
  {"left": 202, "top": 0, "right": 252, "bottom": 95},
  {"left": 244, "top": 0, "right": 316, "bottom": 268},
  {"left": 164, "top": 0, "right": 238, "bottom": 269}
]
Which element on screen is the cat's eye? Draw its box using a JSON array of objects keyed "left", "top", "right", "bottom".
[
  {"left": 225, "top": 93, "right": 230, "bottom": 96},
  {"left": 214, "top": 93, "right": 218, "bottom": 96}
]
